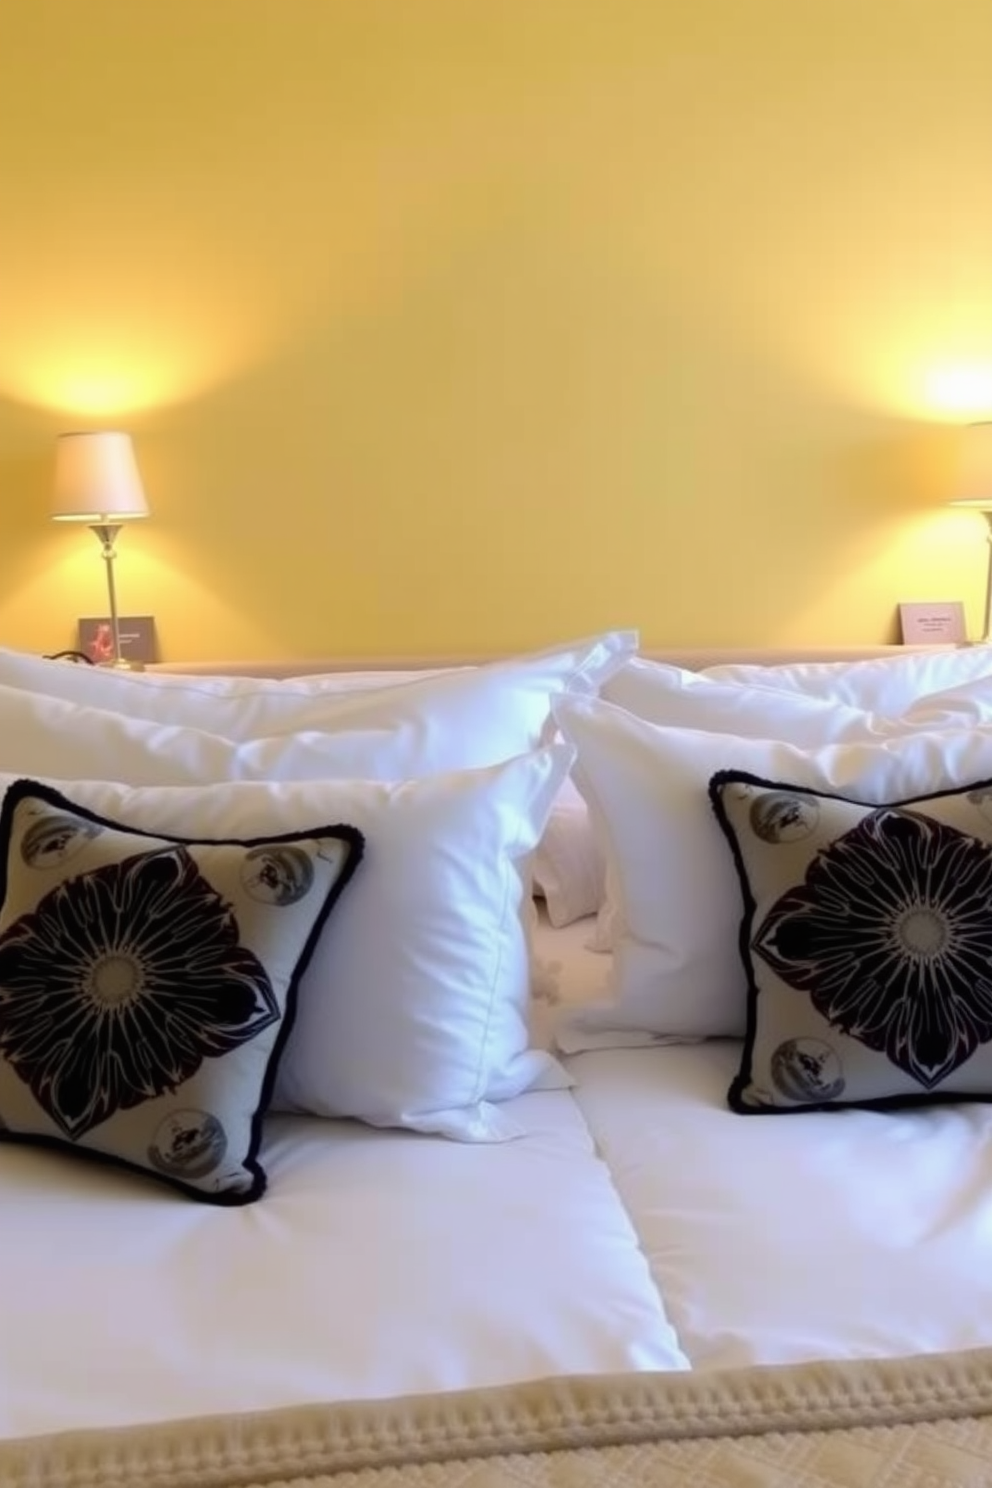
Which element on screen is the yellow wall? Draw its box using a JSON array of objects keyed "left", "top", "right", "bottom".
[{"left": 1, "top": 0, "right": 991, "bottom": 661}]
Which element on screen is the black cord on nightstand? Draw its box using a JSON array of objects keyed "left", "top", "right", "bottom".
[{"left": 42, "top": 649, "right": 95, "bottom": 665}]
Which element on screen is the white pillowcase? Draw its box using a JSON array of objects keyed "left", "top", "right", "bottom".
[
  {"left": 702, "top": 645, "right": 992, "bottom": 714},
  {"left": 561, "top": 658, "right": 886, "bottom": 940},
  {"left": 0, "top": 637, "right": 634, "bottom": 933},
  {"left": 589, "top": 656, "right": 992, "bottom": 952},
  {"left": 602, "top": 657, "right": 888, "bottom": 743},
  {"left": 550, "top": 659, "right": 882, "bottom": 935},
  {"left": 531, "top": 776, "right": 605, "bottom": 928},
  {"left": 0, "top": 684, "right": 417, "bottom": 784},
  {"left": 902, "top": 673, "right": 992, "bottom": 729},
  {"left": 591, "top": 658, "right": 907, "bottom": 952},
  {"left": 0, "top": 748, "right": 573, "bottom": 1141},
  {"left": 0, "top": 635, "right": 635, "bottom": 786},
  {"left": 552, "top": 694, "right": 992, "bottom": 1049},
  {"left": 2, "top": 634, "right": 635, "bottom": 748}
]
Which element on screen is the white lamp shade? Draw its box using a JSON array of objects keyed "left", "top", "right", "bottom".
[
  {"left": 51, "top": 431, "right": 150, "bottom": 522},
  {"left": 951, "top": 421, "right": 992, "bottom": 510}
]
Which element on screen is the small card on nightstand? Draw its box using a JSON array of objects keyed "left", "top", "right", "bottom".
[
  {"left": 78, "top": 615, "right": 157, "bottom": 665},
  {"left": 898, "top": 601, "right": 967, "bottom": 645}
]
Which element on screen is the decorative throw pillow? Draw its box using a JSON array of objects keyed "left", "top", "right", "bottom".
[
  {"left": 0, "top": 780, "right": 363, "bottom": 1203},
  {"left": 0, "top": 746, "right": 573, "bottom": 1141},
  {"left": 710, "top": 769, "right": 992, "bottom": 1114}
]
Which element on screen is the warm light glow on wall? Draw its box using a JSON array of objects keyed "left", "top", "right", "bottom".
[
  {"left": 0, "top": 241, "right": 404, "bottom": 418},
  {"left": 923, "top": 365, "right": 992, "bottom": 419},
  {"left": 11, "top": 362, "right": 178, "bottom": 420},
  {"left": 0, "top": 308, "right": 264, "bottom": 417},
  {"left": 843, "top": 352, "right": 992, "bottom": 423},
  {"left": 826, "top": 325, "right": 992, "bottom": 422}
]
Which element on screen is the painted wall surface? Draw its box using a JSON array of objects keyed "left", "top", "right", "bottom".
[{"left": 1, "top": 1, "right": 990, "bottom": 661}]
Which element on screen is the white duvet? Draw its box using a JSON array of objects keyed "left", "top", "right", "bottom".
[
  {"left": 0, "top": 1085, "right": 684, "bottom": 1442},
  {"left": 4, "top": 914, "right": 992, "bottom": 1446}
]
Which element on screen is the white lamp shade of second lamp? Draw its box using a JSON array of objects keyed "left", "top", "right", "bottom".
[{"left": 51, "top": 431, "right": 149, "bottom": 522}]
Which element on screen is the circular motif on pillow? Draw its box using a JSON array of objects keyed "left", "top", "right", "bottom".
[
  {"left": 771, "top": 1038, "right": 845, "bottom": 1102},
  {"left": 749, "top": 791, "right": 820, "bottom": 844},
  {"left": 21, "top": 812, "right": 102, "bottom": 869},
  {"left": 148, "top": 1110, "right": 227, "bottom": 1178},
  {"left": 241, "top": 845, "right": 314, "bottom": 905}
]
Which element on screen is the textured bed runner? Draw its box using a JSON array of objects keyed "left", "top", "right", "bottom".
[{"left": 4, "top": 1346, "right": 992, "bottom": 1488}]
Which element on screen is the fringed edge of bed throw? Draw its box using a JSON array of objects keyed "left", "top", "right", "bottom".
[{"left": 5, "top": 1345, "right": 992, "bottom": 1488}]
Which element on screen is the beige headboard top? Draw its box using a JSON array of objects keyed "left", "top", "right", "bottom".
[{"left": 151, "top": 645, "right": 940, "bottom": 680}]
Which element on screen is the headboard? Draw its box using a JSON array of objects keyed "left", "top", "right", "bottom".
[{"left": 151, "top": 645, "right": 931, "bottom": 680}]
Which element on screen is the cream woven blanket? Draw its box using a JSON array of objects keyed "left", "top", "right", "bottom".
[{"left": 5, "top": 1346, "right": 992, "bottom": 1488}]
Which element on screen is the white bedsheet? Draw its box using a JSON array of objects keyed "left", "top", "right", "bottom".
[
  {"left": 538, "top": 918, "right": 992, "bottom": 1371},
  {"left": 570, "top": 1041, "right": 992, "bottom": 1371},
  {"left": 0, "top": 1088, "right": 686, "bottom": 1444}
]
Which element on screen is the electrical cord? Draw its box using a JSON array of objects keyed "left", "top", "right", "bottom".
[{"left": 41, "top": 649, "right": 95, "bottom": 665}]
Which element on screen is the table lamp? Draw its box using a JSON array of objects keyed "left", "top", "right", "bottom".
[
  {"left": 51, "top": 431, "right": 150, "bottom": 669},
  {"left": 949, "top": 420, "right": 992, "bottom": 644}
]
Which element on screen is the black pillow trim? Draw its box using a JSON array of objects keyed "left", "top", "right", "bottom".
[
  {"left": 0, "top": 778, "right": 365, "bottom": 1205},
  {"left": 709, "top": 766, "right": 992, "bottom": 1118}
]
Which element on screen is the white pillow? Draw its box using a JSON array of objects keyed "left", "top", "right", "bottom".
[
  {"left": 0, "top": 639, "right": 633, "bottom": 934},
  {"left": 1, "top": 633, "right": 635, "bottom": 747},
  {"left": 902, "top": 673, "right": 992, "bottom": 728},
  {"left": 591, "top": 659, "right": 906, "bottom": 952},
  {"left": 539, "top": 658, "right": 882, "bottom": 934},
  {"left": 702, "top": 645, "right": 992, "bottom": 714},
  {"left": 531, "top": 776, "right": 605, "bottom": 928},
  {"left": 0, "top": 747, "right": 573, "bottom": 1141},
  {"left": 552, "top": 694, "right": 992, "bottom": 1048},
  {"left": 602, "top": 657, "right": 888, "bottom": 743},
  {"left": 0, "top": 635, "right": 635, "bottom": 786},
  {"left": 0, "top": 684, "right": 417, "bottom": 784}
]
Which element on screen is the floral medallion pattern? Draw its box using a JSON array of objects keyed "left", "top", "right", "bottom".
[
  {"left": 0, "top": 846, "right": 278, "bottom": 1139},
  {"left": 753, "top": 806, "right": 992, "bottom": 1089}
]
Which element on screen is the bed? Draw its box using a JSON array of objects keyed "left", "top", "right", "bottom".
[{"left": 3, "top": 633, "right": 992, "bottom": 1487}]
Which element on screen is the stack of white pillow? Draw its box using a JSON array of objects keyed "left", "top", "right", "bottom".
[
  {"left": 547, "top": 646, "right": 992, "bottom": 1055},
  {"left": 0, "top": 633, "right": 635, "bottom": 1143},
  {"left": 7, "top": 635, "right": 992, "bottom": 1147}
]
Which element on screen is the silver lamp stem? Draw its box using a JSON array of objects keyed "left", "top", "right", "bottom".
[
  {"left": 90, "top": 522, "right": 124, "bottom": 666},
  {"left": 983, "top": 513, "right": 992, "bottom": 645}
]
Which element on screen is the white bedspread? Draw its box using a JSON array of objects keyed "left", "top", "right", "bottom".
[
  {"left": 571, "top": 1043, "right": 992, "bottom": 1370},
  {"left": 538, "top": 914, "right": 992, "bottom": 1371},
  {"left": 0, "top": 1087, "right": 685, "bottom": 1444},
  {"left": 7, "top": 914, "right": 992, "bottom": 1449}
]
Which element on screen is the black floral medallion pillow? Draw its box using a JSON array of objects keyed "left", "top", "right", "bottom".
[
  {"left": 0, "top": 780, "right": 363, "bottom": 1202},
  {"left": 709, "top": 769, "right": 992, "bottom": 1115}
]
